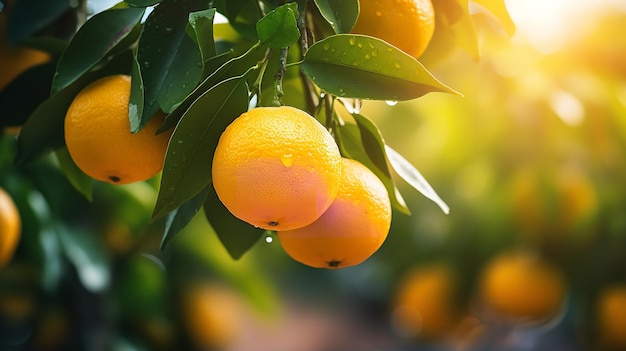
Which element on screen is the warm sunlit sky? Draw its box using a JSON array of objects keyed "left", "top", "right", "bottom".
[{"left": 504, "top": 0, "right": 626, "bottom": 53}]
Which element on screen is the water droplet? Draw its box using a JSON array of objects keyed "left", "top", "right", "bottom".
[
  {"left": 177, "top": 139, "right": 184, "bottom": 144},
  {"left": 385, "top": 100, "right": 398, "bottom": 106},
  {"left": 394, "top": 60, "right": 402, "bottom": 69},
  {"left": 376, "top": 10, "right": 382, "bottom": 16},
  {"left": 323, "top": 42, "right": 331, "bottom": 51},
  {"left": 371, "top": 49, "right": 379, "bottom": 57},
  {"left": 281, "top": 153, "right": 294, "bottom": 167},
  {"left": 164, "top": 27, "right": 174, "bottom": 35},
  {"left": 143, "top": 61, "right": 151, "bottom": 68},
  {"left": 349, "top": 37, "right": 356, "bottom": 46},
  {"left": 357, "top": 42, "right": 363, "bottom": 49},
  {"left": 368, "top": 42, "right": 375, "bottom": 49},
  {"left": 265, "top": 236, "right": 273, "bottom": 244},
  {"left": 320, "top": 91, "right": 327, "bottom": 98},
  {"left": 365, "top": 54, "right": 371, "bottom": 60},
  {"left": 341, "top": 98, "right": 362, "bottom": 114}
]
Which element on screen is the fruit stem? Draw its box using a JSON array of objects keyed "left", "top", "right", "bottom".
[
  {"left": 251, "top": 48, "right": 272, "bottom": 103},
  {"left": 271, "top": 47, "right": 289, "bottom": 106}
]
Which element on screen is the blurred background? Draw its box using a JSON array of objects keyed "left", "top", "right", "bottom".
[{"left": 1, "top": 0, "right": 626, "bottom": 350}]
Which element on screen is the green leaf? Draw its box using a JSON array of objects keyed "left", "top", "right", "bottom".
[
  {"left": 6, "top": 0, "right": 70, "bottom": 44},
  {"left": 472, "top": 0, "right": 516, "bottom": 36},
  {"left": 125, "top": 0, "right": 162, "bottom": 6},
  {"left": 256, "top": 3, "right": 300, "bottom": 49},
  {"left": 214, "top": 0, "right": 261, "bottom": 42},
  {"left": 152, "top": 76, "right": 249, "bottom": 220},
  {"left": 51, "top": 6, "right": 145, "bottom": 94},
  {"left": 57, "top": 226, "right": 110, "bottom": 293},
  {"left": 385, "top": 145, "right": 450, "bottom": 214},
  {"left": 15, "top": 50, "right": 133, "bottom": 164},
  {"left": 337, "top": 121, "right": 410, "bottom": 215},
  {"left": 54, "top": 147, "right": 93, "bottom": 201},
  {"left": 301, "top": 34, "right": 461, "bottom": 100},
  {"left": 133, "top": 0, "right": 210, "bottom": 130},
  {"left": 313, "top": 0, "right": 359, "bottom": 34},
  {"left": 204, "top": 184, "right": 264, "bottom": 259},
  {"left": 129, "top": 55, "right": 145, "bottom": 132},
  {"left": 0, "top": 61, "right": 56, "bottom": 127},
  {"left": 158, "top": 44, "right": 261, "bottom": 133},
  {"left": 187, "top": 9, "right": 218, "bottom": 68},
  {"left": 160, "top": 186, "right": 211, "bottom": 250}
]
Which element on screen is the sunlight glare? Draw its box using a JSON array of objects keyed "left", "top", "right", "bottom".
[{"left": 505, "top": 0, "right": 626, "bottom": 53}]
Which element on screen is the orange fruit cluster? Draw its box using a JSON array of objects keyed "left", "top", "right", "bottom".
[{"left": 212, "top": 106, "right": 392, "bottom": 269}]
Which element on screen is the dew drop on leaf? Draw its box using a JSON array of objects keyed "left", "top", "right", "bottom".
[{"left": 385, "top": 100, "right": 398, "bottom": 106}]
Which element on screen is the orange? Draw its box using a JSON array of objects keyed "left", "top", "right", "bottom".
[
  {"left": 391, "top": 264, "right": 461, "bottom": 340},
  {"left": 595, "top": 284, "right": 626, "bottom": 349},
  {"left": 351, "top": 0, "right": 435, "bottom": 58},
  {"left": 64, "top": 75, "right": 172, "bottom": 184},
  {"left": 277, "top": 158, "right": 391, "bottom": 269},
  {"left": 212, "top": 106, "right": 342, "bottom": 231},
  {"left": 0, "top": 187, "right": 20, "bottom": 268},
  {"left": 478, "top": 250, "right": 566, "bottom": 323},
  {"left": 0, "top": 13, "right": 50, "bottom": 91},
  {"left": 180, "top": 282, "right": 244, "bottom": 349},
  {"left": 510, "top": 167, "right": 597, "bottom": 239}
]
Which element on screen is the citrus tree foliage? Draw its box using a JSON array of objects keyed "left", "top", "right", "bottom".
[{"left": 4, "top": 0, "right": 515, "bottom": 259}]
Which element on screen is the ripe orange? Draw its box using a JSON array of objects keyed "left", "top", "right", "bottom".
[
  {"left": 180, "top": 282, "right": 244, "bottom": 349},
  {"left": 277, "top": 158, "right": 391, "bottom": 269},
  {"left": 510, "top": 167, "right": 597, "bottom": 239},
  {"left": 477, "top": 250, "right": 566, "bottom": 323},
  {"left": 0, "top": 187, "right": 21, "bottom": 268},
  {"left": 391, "top": 264, "right": 461, "bottom": 340},
  {"left": 64, "top": 75, "right": 172, "bottom": 185},
  {"left": 351, "top": 0, "right": 435, "bottom": 58},
  {"left": 0, "top": 13, "right": 50, "bottom": 91},
  {"left": 595, "top": 284, "right": 626, "bottom": 349},
  {"left": 212, "top": 106, "right": 342, "bottom": 231}
]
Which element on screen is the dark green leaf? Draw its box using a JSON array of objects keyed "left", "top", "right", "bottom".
[
  {"left": 51, "top": 6, "right": 145, "bottom": 94},
  {"left": 337, "top": 121, "right": 410, "bottom": 215},
  {"left": 204, "top": 184, "right": 263, "bottom": 259},
  {"left": 134, "top": 0, "right": 210, "bottom": 130},
  {"left": 214, "top": 0, "right": 261, "bottom": 42},
  {"left": 256, "top": 3, "right": 300, "bottom": 49},
  {"left": 6, "top": 0, "right": 70, "bottom": 44},
  {"left": 125, "top": 0, "right": 162, "bottom": 6},
  {"left": 187, "top": 9, "right": 217, "bottom": 67},
  {"left": 301, "top": 34, "right": 461, "bottom": 100},
  {"left": 152, "top": 76, "right": 248, "bottom": 220},
  {"left": 313, "top": 0, "right": 359, "bottom": 34},
  {"left": 158, "top": 45, "right": 261, "bottom": 133},
  {"left": 57, "top": 226, "right": 110, "bottom": 293},
  {"left": 129, "top": 55, "right": 145, "bottom": 132},
  {"left": 160, "top": 185, "right": 210, "bottom": 250},
  {"left": 54, "top": 147, "right": 93, "bottom": 201},
  {"left": 16, "top": 50, "right": 133, "bottom": 164},
  {"left": 0, "top": 61, "right": 56, "bottom": 127},
  {"left": 385, "top": 145, "right": 449, "bottom": 214}
]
